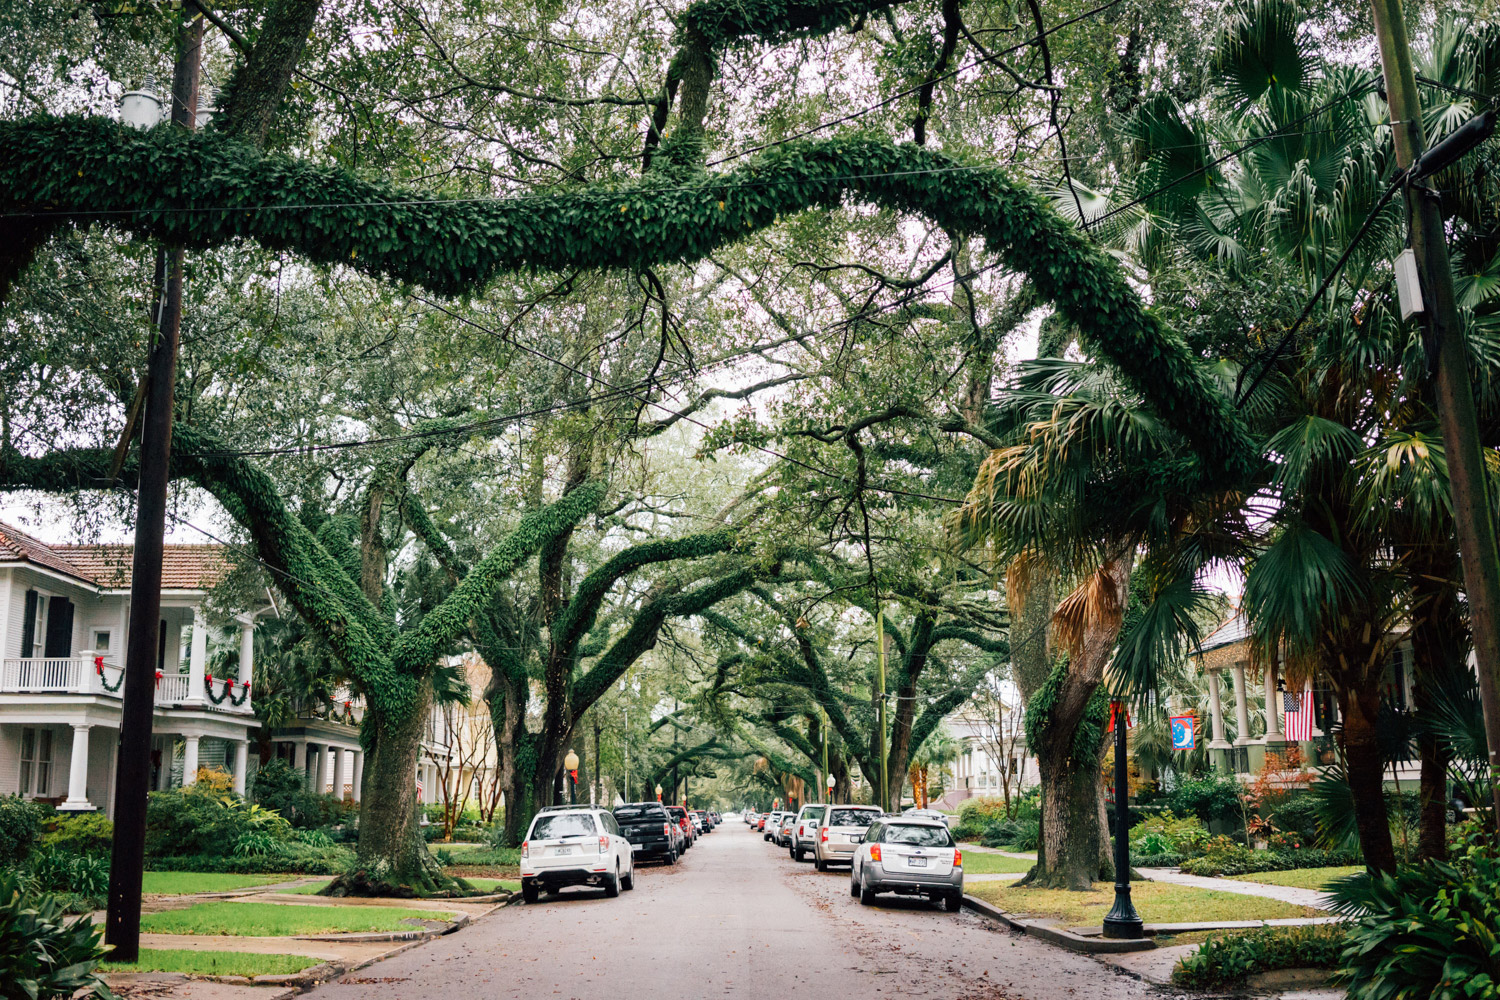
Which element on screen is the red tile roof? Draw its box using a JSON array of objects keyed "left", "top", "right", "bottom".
[
  {"left": 54, "top": 544, "right": 228, "bottom": 591},
  {"left": 0, "top": 521, "right": 228, "bottom": 590}
]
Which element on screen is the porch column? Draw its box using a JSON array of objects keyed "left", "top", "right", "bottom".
[
  {"left": 156, "top": 738, "right": 174, "bottom": 790},
  {"left": 238, "top": 619, "right": 255, "bottom": 688},
  {"left": 323, "top": 746, "right": 336, "bottom": 796},
  {"left": 1208, "top": 669, "right": 1230, "bottom": 747},
  {"left": 180, "top": 609, "right": 206, "bottom": 707},
  {"left": 312, "top": 743, "right": 327, "bottom": 795},
  {"left": 1264, "top": 657, "right": 1285, "bottom": 743},
  {"left": 182, "top": 735, "right": 201, "bottom": 786},
  {"left": 351, "top": 750, "right": 364, "bottom": 803},
  {"left": 1231, "top": 661, "right": 1253, "bottom": 745},
  {"left": 334, "top": 747, "right": 350, "bottom": 800},
  {"left": 232, "top": 739, "right": 249, "bottom": 795},
  {"left": 292, "top": 740, "right": 307, "bottom": 786},
  {"left": 60, "top": 724, "right": 94, "bottom": 811}
]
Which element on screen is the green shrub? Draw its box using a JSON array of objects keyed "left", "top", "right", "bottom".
[
  {"left": 250, "top": 760, "right": 358, "bottom": 830},
  {"left": 1172, "top": 926, "right": 1346, "bottom": 989},
  {"left": 146, "top": 786, "right": 292, "bottom": 858},
  {"left": 439, "top": 846, "right": 519, "bottom": 867},
  {"left": 0, "top": 796, "right": 44, "bottom": 865},
  {"left": 41, "top": 813, "right": 114, "bottom": 856},
  {"left": 954, "top": 793, "right": 1036, "bottom": 841},
  {"left": 1331, "top": 856, "right": 1500, "bottom": 1000},
  {"left": 1179, "top": 846, "right": 1362, "bottom": 877},
  {"left": 1129, "top": 811, "right": 1209, "bottom": 857},
  {"left": 980, "top": 817, "right": 1040, "bottom": 850},
  {"left": 149, "top": 840, "right": 354, "bottom": 875},
  {"left": 1270, "top": 795, "right": 1321, "bottom": 845},
  {"left": 0, "top": 871, "right": 113, "bottom": 999},
  {"left": 19, "top": 849, "right": 110, "bottom": 904},
  {"left": 1166, "top": 773, "right": 1243, "bottom": 825},
  {"left": 1130, "top": 851, "right": 1187, "bottom": 868}
]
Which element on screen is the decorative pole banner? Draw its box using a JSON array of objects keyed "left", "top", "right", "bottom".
[
  {"left": 1107, "top": 701, "right": 1133, "bottom": 732},
  {"left": 1169, "top": 715, "right": 1197, "bottom": 750}
]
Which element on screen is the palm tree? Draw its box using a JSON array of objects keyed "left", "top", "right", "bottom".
[
  {"left": 955, "top": 359, "right": 1233, "bottom": 888},
  {"left": 1071, "top": 0, "right": 1500, "bottom": 869}
]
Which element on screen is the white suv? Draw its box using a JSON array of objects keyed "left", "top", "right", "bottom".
[
  {"left": 789, "top": 804, "right": 827, "bottom": 862},
  {"left": 520, "top": 806, "right": 635, "bottom": 903}
]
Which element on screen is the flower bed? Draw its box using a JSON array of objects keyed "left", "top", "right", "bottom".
[
  {"left": 1171, "top": 926, "right": 1345, "bottom": 989},
  {"left": 1178, "top": 846, "right": 1361, "bottom": 877}
]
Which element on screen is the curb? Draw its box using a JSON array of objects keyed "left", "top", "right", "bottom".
[{"left": 961, "top": 895, "right": 1156, "bottom": 954}]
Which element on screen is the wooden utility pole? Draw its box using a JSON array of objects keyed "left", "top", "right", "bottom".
[
  {"left": 105, "top": 13, "right": 201, "bottom": 964},
  {"left": 875, "top": 610, "right": 888, "bottom": 812},
  {"left": 1371, "top": 0, "right": 1500, "bottom": 819}
]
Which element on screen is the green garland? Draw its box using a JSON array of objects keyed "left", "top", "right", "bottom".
[
  {"left": 0, "top": 117, "right": 1254, "bottom": 479},
  {"left": 204, "top": 675, "right": 251, "bottom": 707},
  {"left": 95, "top": 660, "right": 124, "bottom": 693}
]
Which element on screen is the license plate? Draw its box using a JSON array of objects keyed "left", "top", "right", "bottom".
[
  {"left": 555, "top": 847, "right": 574, "bottom": 856},
  {"left": 908, "top": 857, "right": 928, "bottom": 867}
]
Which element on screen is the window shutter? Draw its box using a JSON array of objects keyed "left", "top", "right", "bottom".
[
  {"left": 43, "top": 597, "right": 74, "bottom": 658},
  {"left": 20, "top": 590, "right": 36, "bottom": 657},
  {"left": 158, "top": 621, "right": 167, "bottom": 670}
]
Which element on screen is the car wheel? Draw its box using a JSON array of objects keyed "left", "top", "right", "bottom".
[
  {"left": 945, "top": 892, "right": 962, "bottom": 913},
  {"left": 522, "top": 881, "right": 539, "bottom": 905},
  {"left": 859, "top": 876, "right": 877, "bottom": 906},
  {"left": 789, "top": 845, "right": 797, "bottom": 860},
  {"left": 622, "top": 866, "right": 635, "bottom": 891},
  {"left": 605, "top": 865, "right": 621, "bottom": 898},
  {"left": 849, "top": 874, "right": 859, "bottom": 898},
  {"left": 815, "top": 857, "right": 827, "bottom": 872},
  {"left": 666, "top": 849, "right": 678, "bottom": 865}
]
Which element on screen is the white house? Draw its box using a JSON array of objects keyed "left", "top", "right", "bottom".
[
  {"left": 0, "top": 521, "right": 259, "bottom": 813},
  {"left": 938, "top": 703, "right": 1040, "bottom": 811}
]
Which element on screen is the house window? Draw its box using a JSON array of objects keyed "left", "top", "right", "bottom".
[
  {"left": 18, "top": 727, "right": 53, "bottom": 796},
  {"left": 92, "top": 630, "right": 112, "bottom": 655}
]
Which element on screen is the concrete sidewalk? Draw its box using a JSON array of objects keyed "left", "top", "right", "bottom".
[{"left": 1135, "top": 867, "right": 1333, "bottom": 910}]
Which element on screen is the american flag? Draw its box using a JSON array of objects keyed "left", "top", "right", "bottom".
[{"left": 1283, "top": 683, "right": 1315, "bottom": 741}]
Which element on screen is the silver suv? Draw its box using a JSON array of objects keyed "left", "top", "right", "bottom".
[
  {"left": 519, "top": 806, "right": 635, "bottom": 903},
  {"left": 812, "top": 805, "right": 883, "bottom": 871},
  {"left": 789, "top": 804, "right": 827, "bottom": 862}
]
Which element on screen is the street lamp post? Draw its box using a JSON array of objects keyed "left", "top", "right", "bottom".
[
  {"left": 826, "top": 774, "right": 836, "bottom": 804},
  {"left": 656, "top": 783, "right": 663, "bottom": 803},
  {"left": 564, "top": 749, "right": 579, "bottom": 806},
  {"left": 1102, "top": 699, "right": 1143, "bottom": 939}
]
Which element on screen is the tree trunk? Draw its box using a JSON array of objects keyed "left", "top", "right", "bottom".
[
  {"left": 1338, "top": 685, "right": 1398, "bottom": 873},
  {"left": 1409, "top": 553, "right": 1468, "bottom": 860},
  {"left": 1029, "top": 750, "right": 1106, "bottom": 890},
  {"left": 337, "top": 682, "right": 461, "bottom": 895}
]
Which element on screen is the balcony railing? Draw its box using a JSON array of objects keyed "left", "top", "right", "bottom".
[{"left": 0, "top": 657, "right": 253, "bottom": 715}]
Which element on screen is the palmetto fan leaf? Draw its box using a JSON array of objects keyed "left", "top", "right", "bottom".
[
  {"left": 1242, "top": 518, "right": 1369, "bottom": 660},
  {"left": 1212, "top": 0, "right": 1309, "bottom": 106}
]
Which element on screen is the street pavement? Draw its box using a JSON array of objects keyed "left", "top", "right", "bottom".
[{"left": 302, "top": 824, "right": 1159, "bottom": 1000}]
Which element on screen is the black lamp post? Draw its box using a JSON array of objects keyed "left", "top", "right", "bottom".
[
  {"left": 1102, "top": 698, "right": 1144, "bottom": 939},
  {"left": 564, "top": 749, "right": 579, "bottom": 805}
]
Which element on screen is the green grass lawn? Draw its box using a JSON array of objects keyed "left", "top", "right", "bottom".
[
  {"left": 142, "top": 873, "right": 295, "bottom": 895},
  {"left": 139, "top": 901, "right": 456, "bottom": 936},
  {"left": 967, "top": 881, "right": 1322, "bottom": 928},
  {"left": 103, "top": 948, "right": 316, "bottom": 977},
  {"left": 440, "top": 846, "right": 520, "bottom": 865},
  {"left": 961, "top": 853, "right": 1035, "bottom": 875},
  {"left": 1227, "top": 866, "right": 1363, "bottom": 890},
  {"left": 287, "top": 877, "right": 518, "bottom": 895}
]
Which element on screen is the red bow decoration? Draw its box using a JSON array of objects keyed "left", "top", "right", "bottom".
[
  {"left": 569, "top": 769, "right": 579, "bottom": 784},
  {"left": 344, "top": 700, "right": 351, "bottom": 709},
  {"left": 1107, "top": 701, "right": 1131, "bottom": 733},
  {"left": 154, "top": 669, "right": 163, "bottom": 686}
]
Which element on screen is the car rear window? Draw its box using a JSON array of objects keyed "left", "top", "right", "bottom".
[
  {"left": 614, "top": 806, "right": 665, "bottom": 822},
  {"left": 880, "top": 824, "right": 954, "bottom": 847},
  {"left": 829, "top": 808, "right": 880, "bottom": 827},
  {"left": 530, "top": 813, "right": 597, "bottom": 839}
]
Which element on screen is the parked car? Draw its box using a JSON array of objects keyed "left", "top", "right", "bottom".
[
  {"left": 761, "top": 811, "right": 782, "bottom": 840},
  {"left": 902, "top": 808, "right": 952, "bottom": 825},
  {"left": 790, "top": 803, "right": 828, "bottom": 862},
  {"left": 813, "top": 805, "right": 884, "bottom": 871},
  {"left": 613, "top": 802, "right": 681, "bottom": 864},
  {"left": 666, "top": 804, "right": 696, "bottom": 849},
  {"left": 520, "top": 806, "right": 635, "bottom": 904},
  {"left": 850, "top": 816, "right": 963, "bottom": 911},
  {"left": 745, "top": 811, "right": 759, "bottom": 826},
  {"left": 775, "top": 812, "right": 796, "bottom": 847}
]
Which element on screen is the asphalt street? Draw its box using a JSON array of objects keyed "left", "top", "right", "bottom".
[{"left": 304, "top": 823, "right": 1158, "bottom": 1000}]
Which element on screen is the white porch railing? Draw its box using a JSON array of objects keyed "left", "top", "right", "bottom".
[{"left": 0, "top": 657, "right": 252, "bottom": 715}]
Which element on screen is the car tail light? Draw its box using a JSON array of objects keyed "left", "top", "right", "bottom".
[
  {"left": 869, "top": 845, "right": 881, "bottom": 862},
  {"left": 954, "top": 850, "right": 962, "bottom": 867},
  {"left": 521, "top": 841, "right": 529, "bottom": 859},
  {"left": 820, "top": 828, "right": 829, "bottom": 843},
  {"left": 663, "top": 823, "right": 671, "bottom": 837},
  {"left": 599, "top": 835, "right": 610, "bottom": 854}
]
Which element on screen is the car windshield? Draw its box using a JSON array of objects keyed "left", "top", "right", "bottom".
[
  {"left": 830, "top": 809, "right": 880, "bottom": 827},
  {"left": 530, "top": 813, "right": 597, "bottom": 839},
  {"left": 880, "top": 824, "right": 954, "bottom": 847},
  {"left": 614, "top": 806, "right": 663, "bottom": 822}
]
